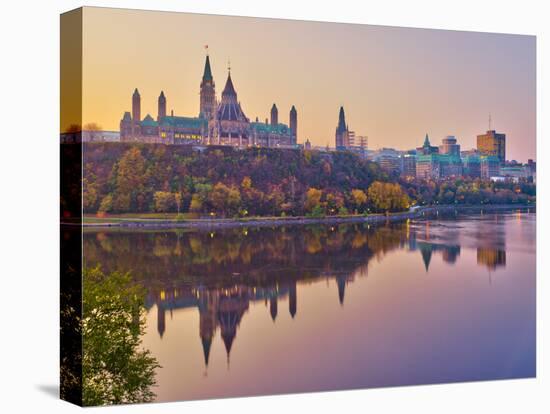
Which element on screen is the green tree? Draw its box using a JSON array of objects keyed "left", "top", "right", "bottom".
[
  {"left": 98, "top": 194, "right": 113, "bottom": 214},
  {"left": 82, "top": 267, "right": 159, "bottom": 406},
  {"left": 209, "top": 182, "right": 242, "bottom": 217}
]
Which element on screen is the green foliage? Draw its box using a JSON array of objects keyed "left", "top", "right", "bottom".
[
  {"left": 98, "top": 194, "right": 113, "bottom": 213},
  {"left": 82, "top": 267, "right": 159, "bottom": 406},
  {"left": 308, "top": 205, "right": 325, "bottom": 218}
]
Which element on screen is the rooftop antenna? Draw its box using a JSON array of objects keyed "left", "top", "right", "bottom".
[
  {"left": 488, "top": 113, "right": 492, "bottom": 130},
  {"left": 227, "top": 59, "right": 231, "bottom": 73}
]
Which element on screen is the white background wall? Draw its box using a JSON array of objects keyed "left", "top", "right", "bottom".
[{"left": 0, "top": 0, "right": 547, "bottom": 412}]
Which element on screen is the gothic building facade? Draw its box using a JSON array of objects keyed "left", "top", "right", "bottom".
[{"left": 120, "top": 55, "right": 298, "bottom": 148}]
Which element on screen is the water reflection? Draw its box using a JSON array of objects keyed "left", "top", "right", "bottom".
[{"left": 82, "top": 210, "right": 535, "bottom": 401}]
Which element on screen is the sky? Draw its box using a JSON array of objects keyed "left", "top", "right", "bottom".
[{"left": 77, "top": 7, "right": 536, "bottom": 161}]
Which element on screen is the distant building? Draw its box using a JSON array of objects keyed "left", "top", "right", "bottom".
[
  {"left": 335, "top": 106, "right": 350, "bottom": 149},
  {"left": 120, "top": 54, "right": 297, "bottom": 148},
  {"left": 373, "top": 148, "right": 401, "bottom": 174},
  {"left": 477, "top": 130, "right": 506, "bottom": 164},
  {"left": 439, "top": 135, "right": 460, "bottom": 156},
  {"left": 400, "top": 153, "right": 416, "bottom": 178},
  {"left": 480, "top": 155, "right": 501, "bottom": 179},
  {"left": 416, "top": 135, "right": 462, "bottom": 179},
  {"left": 61, "top": 129, "right": 120, "bottom": 143},
  {"left": 416, "top": 133, "right": 439, "bottom": 155},
  {"left": 462, "top": 154, "right": 481, "bottom": 178}
]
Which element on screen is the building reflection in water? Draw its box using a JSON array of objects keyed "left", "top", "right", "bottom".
[{"left": 84, "top": 210, "right": 522, "bottom": 370}]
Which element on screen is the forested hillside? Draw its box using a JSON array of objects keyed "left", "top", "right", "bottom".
[{"left": 82, "top": 143, "right": 535, "bottom": 217}]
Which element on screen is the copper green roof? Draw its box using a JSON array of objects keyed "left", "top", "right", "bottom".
[
  {"left": 417, "top": 153, "right": 461, "bottom": 164},
  {"left": 250, "top": 122, "right": 292, "bottom": 135},
  {"left": 160, "top": 116, "right": 207, "bottom": 129},
  {"left": 140, "top": 114, "right": 157, "bottom": 127}
]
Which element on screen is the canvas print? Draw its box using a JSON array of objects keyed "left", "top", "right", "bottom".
[{"left": 60, "top": 7, "right": 536, "bottom": 406}]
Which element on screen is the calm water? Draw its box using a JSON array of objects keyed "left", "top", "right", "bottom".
[{"left": 83, "top": 210, "right": 536, "bottom": 402}]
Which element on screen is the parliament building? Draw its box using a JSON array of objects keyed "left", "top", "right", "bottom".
[{"left": 120, "top": 55, "right": 298, "bottom": 148}]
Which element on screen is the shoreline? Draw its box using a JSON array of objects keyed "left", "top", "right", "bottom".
[{"left": 74, "top": 204, "right": 535, "bottom": 230}]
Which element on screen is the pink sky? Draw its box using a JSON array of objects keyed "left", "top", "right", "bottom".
[{"left": 80, "top": 7, "right": 536, "bottom": 161}]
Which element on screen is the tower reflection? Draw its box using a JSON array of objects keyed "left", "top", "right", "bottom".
[{"left": 83, "top": 212, "right": 520, "bottom": 369}]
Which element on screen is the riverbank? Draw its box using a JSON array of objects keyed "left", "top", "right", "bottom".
[{"left": 78, "top": 204, "right": 535, "bottom": 230}]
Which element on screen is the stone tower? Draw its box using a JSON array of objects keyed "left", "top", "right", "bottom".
[
  {"left": 157, "top": 91, "right": 166, "bottom": 121},
  {"left": 270, "top": 103, "right": 278, "bottom": 126},
  {"left": 132, "top": 88, "right": 141, "bottom": 122},
  {"left": 289, "top": 105, "right": 297, "bottom": 144},
  {"left": 335, "top": 106, "right": 349, "bottom": 148},
  {"left": 200, "top": 55, "right": 216, "bottom": 120}
]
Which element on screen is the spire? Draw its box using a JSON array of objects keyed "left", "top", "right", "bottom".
[
  {"left": 201, "top": 336, "right": 212, "bottom": 366},
  {"left": 222, "top": 71, "right": 237, "bottom": 98},
  {"left": 202, "top": 55, "right": 213, "bottom": 82},
  {"left": 337, "top": 106, "right": 347, "bottom": 133},
  {"left": 423, "top": 133, "right": 430, "bottom": 147},
  {"left": 133, "top": 88, "right": 140, "bottom": 96}
]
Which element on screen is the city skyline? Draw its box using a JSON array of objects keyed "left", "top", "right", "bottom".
[{"left": 78, "top": 7, "right": 535, "bottom": 161}]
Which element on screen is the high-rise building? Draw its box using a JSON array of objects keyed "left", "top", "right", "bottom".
[
  {"left": 400, "top": 153, "right": 416, "bottom": 178},
  {"left": 480, "top": 155, "right": 501, "bottom": 179},
  {"left": 462, "top": 154, "right": 481, "bottom": 178},
  {"left": 477, "top": 130, "right": 506, "bottom": 164},
  {"left": 439, "top": 135, "right": 460, "bottom": 156},
  {"left": 335, "top": 106, "right": 350, "bottom": 149}
]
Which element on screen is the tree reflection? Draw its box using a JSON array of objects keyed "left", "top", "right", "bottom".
[
  {"left": 82, "top": 215, "right": 517, "bottom": 374},
  {"left": 82, "top": 267, "right": 160, "bottom": 406}
]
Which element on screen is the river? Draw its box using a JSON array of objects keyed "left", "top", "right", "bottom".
[{"left": 83, "top": 209, "right": 536, "bottom": 402}]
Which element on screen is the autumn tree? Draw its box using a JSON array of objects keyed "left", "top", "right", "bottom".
[
  {"left": 153, "top": 191, "right": 175, "bottom": 213},
  {"left": 304, "top": 187, "right": 323, "bottom": 214},
  {"left": 350, "top": 189, "right": 368, "bottom": 213},
  {"left": 114, "top": 147, "right": 146, "bottom": 212},
  {"left": 367, "top": 181, "right": 410, "bottom": 212},
  {"left": 209, "top": 182, "right": 242, "bottom": 217}
]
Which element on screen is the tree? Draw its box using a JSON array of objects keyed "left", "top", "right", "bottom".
[
  {"left": 189, "top": 194, "right": 203, "bottom": 213},
  {"left": 153, "top": 191, "right": 175, "bottom": 213},
  {"left": 351, "top": 189, "right": 367, "bottom": 213},
  {"left": 209, "top": 182, "right": 242, "bottom": 217},
  {"left": 98, "top": 194, "right": 113, "bottom": 213},
  {"left": 82, "top": 267, "right": 159, "bottom": 406},
  {"left": 367, "top": 181, "right": 410, "bottom": 212},
  {"left": 114, "top": 147, "right": 146, "bottom": 212},
  {"left": 304, "top": 187, "right": 323, "bottom": 213},
  {"left": 174, "top": 192, "right": 182, "bottom": 214}
]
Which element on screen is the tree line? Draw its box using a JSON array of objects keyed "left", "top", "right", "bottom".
[{"left": 82, "top": 143, "right": 535, "bottom": 218}]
